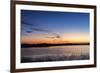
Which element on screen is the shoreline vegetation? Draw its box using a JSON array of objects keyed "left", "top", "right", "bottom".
[{"left": 21, "top": 43, "right": 90, "bottom": 48}]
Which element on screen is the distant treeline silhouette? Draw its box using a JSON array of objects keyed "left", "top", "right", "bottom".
[{"left": 21, "top": 43, "right": 89, "bottom": 48}]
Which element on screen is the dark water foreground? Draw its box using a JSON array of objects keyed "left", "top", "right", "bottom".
[
  {"left": 21, "top": 54, "right": 89, "bottom": 63},
  {"left": 21, "top": 45, "right": 89, "bottom": 63}
]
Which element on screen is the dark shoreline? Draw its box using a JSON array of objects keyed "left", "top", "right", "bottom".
[{"left": 21, "top": 43, "right": 90, "bottom": 48}]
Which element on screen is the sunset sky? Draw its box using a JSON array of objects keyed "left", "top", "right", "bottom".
[{"left": 21, "top": 10, "right": 89, "bottom": 44}]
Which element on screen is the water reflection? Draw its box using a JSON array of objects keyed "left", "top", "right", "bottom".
[{"left": 21, "top": 45, "right": 89, "bottom": 63}]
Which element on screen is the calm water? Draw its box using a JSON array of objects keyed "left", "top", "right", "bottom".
[{"left": 21, "top": 45, "right": 89, "bottom": 63}]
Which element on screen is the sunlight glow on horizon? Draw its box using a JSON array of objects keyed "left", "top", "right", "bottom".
[
  {"left": 21, "top": 33, "right": 89, "bottom": 44},
  {"left": 21, "top": 10, "right": 90, "bottom": 44}
]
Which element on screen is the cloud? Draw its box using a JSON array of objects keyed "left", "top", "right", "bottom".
[{"left": 21, "top": 21, "right": 62, "bottom": 41}]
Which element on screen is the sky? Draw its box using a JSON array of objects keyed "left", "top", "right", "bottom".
[{"left": 21, "top": 10, "right": 90, "bottom": 44}]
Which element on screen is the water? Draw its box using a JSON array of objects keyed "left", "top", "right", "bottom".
[{"left": 21, "top": 45, "right": 89, "bottom": 63}]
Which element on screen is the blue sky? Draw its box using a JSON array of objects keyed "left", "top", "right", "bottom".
[{"left": 21, "top": 10, "right": 89, "bottom": 44}]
